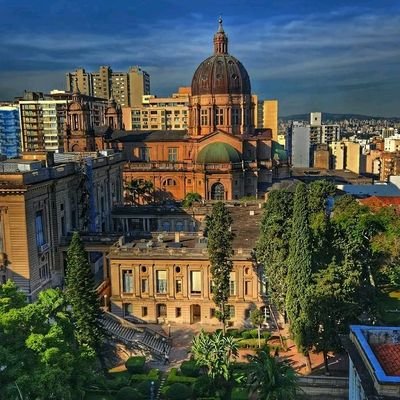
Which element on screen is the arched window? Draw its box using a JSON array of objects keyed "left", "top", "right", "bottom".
[
  {"left": 211, "top": 182, "right": 225, "bottom": 200},
  {"left": 163, "top": 178, "right": 177, "bottom": 187}
]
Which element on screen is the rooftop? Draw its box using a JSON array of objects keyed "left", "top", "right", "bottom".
[
  {"left": 109, "top": 203, "right": 263, "bottom": 260},
  {"left": 371, "top": 344, "right": 400, "bottom": 376}
]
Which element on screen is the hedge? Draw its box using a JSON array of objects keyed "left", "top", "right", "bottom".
[
  {"left": 125, "top": 356, "right": 146, "bottom": 374},
  {"left": 180, "top": 360, "right": 201, "bottom": 377},
  {"left": 131, "top": 368, "right": 161, "bottom": 382},
  {"left": 231, "top": 387, "right": 249, "bottom": 400},
  {"left": 165, "top": 383, "right": 192, "bottom": 400},
  {"left": 116, "top": 387, "right": 140, "bottom": 400},
  {"left": 166, "top": 368, "right": 197, "bottom": 384}
]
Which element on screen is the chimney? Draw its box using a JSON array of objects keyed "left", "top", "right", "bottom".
[{"left": 175, "top": 231, "right": 181, "bottom": 243}]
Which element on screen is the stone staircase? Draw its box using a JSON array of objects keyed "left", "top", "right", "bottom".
[
  {"left": 101, "top": 312, "right": 171, "bottom": 359},
  {"left": 141, "top": 330, "right": 172, "bottom": 356}
]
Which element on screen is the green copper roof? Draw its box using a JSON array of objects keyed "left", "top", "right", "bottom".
[
  {"left": 272, "top": 142, "right": 288, "bottom": 162},
  {"left": 197, "top": 142, "right": 242, "bottom": 164}
]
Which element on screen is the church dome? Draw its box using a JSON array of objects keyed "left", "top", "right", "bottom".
[
  {"left": 197, "top": 142, "right": 242, "bottom": 164},
  {"left": 191, "top": 18, "right": 251, "bottom": 96}
]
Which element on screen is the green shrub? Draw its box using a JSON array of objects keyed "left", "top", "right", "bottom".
[
  {"left": 262, "top": 331, "right": 272, "bottom": 340},
  {"left": 106, "top": 373, "right": 130, "bottom": 390},
  {"left": 241, "top": 329, "right": 258, "bottom": 339},
  {"left": 226, "top": 328, "right": 242, "bottom": 338},
  {"left": 125, "top": 356, "right": 146, "bottom": 374},
  {"left": 193, "top": 375, "right": 214, "bottom": 398},
  {"left": 231, "top": 387, "right": 248, "bottom": 400},
  {"left": 166, "top": 368, "right": 197, "bottom": 384},
  {"left": 165, "top": 383, "right": 192, "bottom": 400},
  {"left": 135, "top": 380, "right": 157, "bottom": 399},
  {"left": 116, "top": 386, "right": 140, "bottom": 400},
  {"left": 180, "top": 360, "right": 200, "bottom": 377}
]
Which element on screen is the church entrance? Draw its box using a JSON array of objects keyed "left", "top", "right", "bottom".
[
  {"left": 191, "top": 304, "right": 201, "bottom": 324},
  {"left": 211, "top": 182, "right": 225, "bottom": 200}
]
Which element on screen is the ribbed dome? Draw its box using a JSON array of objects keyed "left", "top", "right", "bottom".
[
  {"left": 191, "top": 55, "right": 251, "bottom": 96},
  {"left": 191, "top": 18, "right": 251, "bottom": 96},
  {"left": 197, "top": 142, "right": 242, "bottom": 164}
]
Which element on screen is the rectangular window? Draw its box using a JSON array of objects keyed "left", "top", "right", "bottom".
[
  {"left": 168, "top": 147, "right": 178, "bottom": 162},
  {"left": 201, "top": 109, "right": 208, "bottom": 126},
  {"left": 190, "top": 271, "right": 202, "bottom": 294},
  {"left": 141, "top": 278, "right": 149, "bottom": 293},
  {"left": 245, "top": 280, "right": 252, "bottom": 296},
  {"left": 176, "top": 307, "right": 182, "bottom": 318},
  {"left": 156, "top": 270, "right": 167, "bottom": 294},
  {"left": 175, "top": 279, "right": 182, "bottom": 294},
  {"left": 228, "top": 305, "right": 235, "bottom": 318},
  {"left": 215, "top": 108, "right": 224, "bottom": 125},
  {"left": 142, "top": 306, "right": 148, "bottom": 317},
  {"left": 39, "top": 264, "right": 49, "bottom": 280},
  {"left": 35, "top": 211, "right": 46, "bottom": 248},
  {"left": 210, "top": 308, "right": 216, "bottom": 318},
  {"left": 232, "top": 108, "right": 241, "bottom": 125},
  {"left": 229, "top": 272, "right": 236, "bottom": 296},
  {"left": 139, "top": 147, "right": 150, "bottom": 161},
  {"left": 122, "top": 270, "right": 133, "bottom": 293}
]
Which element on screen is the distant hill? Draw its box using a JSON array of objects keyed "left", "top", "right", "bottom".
[{"left": 280, "top": 112, "right": 400, "bottom": 122}]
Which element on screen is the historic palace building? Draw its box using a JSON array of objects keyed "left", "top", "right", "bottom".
[
  {"left": 0, "top": 151, "right": 123, "bottom": 299},
  {"left": 119, "top": 19, "right": 288, "bottom": 201},
  {"left": 108, "top": 203, "right": 266, "bottom": 326}
]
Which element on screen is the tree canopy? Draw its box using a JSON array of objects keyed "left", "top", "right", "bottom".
[
  {"left": 205, "top": 202, "right": 235, "bottom": 330},
  {"left": 0, "top": 281, "right": 96, "bottom": 399},
  {"left": 65, "top": 231, "right": 105, "bottom": 353}
]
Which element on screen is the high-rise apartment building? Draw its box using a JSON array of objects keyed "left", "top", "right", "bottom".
[
  {"left": 263, "top": 100, "right": 278, "bottom": 141},
  {"left": 128, "top": 66, "right": 151, "bottom": 107},
  {"left": 122, "top": 88, "right": 190, "bottom": 131},
  {"left": 19, "top": 91, "right": 108, "bottom": 152},
  {"left": 310, "top": 111, "right": 322, "bottom": 126},
  {"left": 290, "top": 122, "right": 311, "bottom": 168},
  {"left": 66, "top": 66, "right": 150, "bottom": 107},
  {"left": 66, "top": 68, "right": 91, "bottom": 96},
  {"left": 0, "top": 106, "right": 20, "bottom": 158},
  {"left": 92, "top": 66, "right": 112, "bottom": 100}
]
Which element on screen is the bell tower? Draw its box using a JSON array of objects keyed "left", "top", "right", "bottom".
[{"left": 64, "top": 77, "right": 96, "bottom": 152}]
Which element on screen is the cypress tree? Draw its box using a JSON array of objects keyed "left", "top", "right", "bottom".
[
  {"left": 256, "top": 189, "right": 293, "bottom": 314},
  {"left": 285, "top": 183, "right": 314, "bottom": 371},
  {"left": 65, "top": 232, "right": 104, "bottom": 352},
  {"left": 205, "top": 202, "right": 234, "bottom": 332}
]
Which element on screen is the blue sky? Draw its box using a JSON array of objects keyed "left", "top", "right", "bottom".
[{"left": 0, "top": 0, "right": 399, "bottom": 116}]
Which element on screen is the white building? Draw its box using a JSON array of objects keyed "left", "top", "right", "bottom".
[{"left": 291, "top": 122, "right": 310, "bottom": 168}]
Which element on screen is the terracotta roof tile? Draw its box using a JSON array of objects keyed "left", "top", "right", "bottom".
[{"left": 371, "top": 343, "right": 400, "bottom": 376}]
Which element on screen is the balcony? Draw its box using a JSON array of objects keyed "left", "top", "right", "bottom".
[{"left": 124, "top": 161, "right": 246, "bottom": 172}]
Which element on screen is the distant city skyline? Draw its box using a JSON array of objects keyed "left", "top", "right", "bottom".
[{"left": 0, "top": 0, "right": 399, "bottom": 116}]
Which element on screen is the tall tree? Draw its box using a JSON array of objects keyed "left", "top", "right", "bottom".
[
  {"left": 308, "top": 181, "right": 335, "bottom": 270},
  {"left": 65, "top": 232, "right": 104, "bottom": 353},
  {"left": 256, "top": 190, "right": 293, "bottom": 314},
  {"left": 247, "top": 350, "right": 298, "bottom": 400},
  {"left": 286, "top": 183, "right": 314, "bottom": 371},
  {"left": 0, "top": 285, "right": 95, "bottom": 399},
  {"left": 205, "top": 202, "right": 234, "bottom": 332},
  {"left": 191, "top": 330, "right": 239, "bottom": 400}
]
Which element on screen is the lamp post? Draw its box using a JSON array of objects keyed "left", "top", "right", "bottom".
[
  {"left": 104, "top": 294, "right": 108, "bottom": 311},
  {"left": 150, "top": 380, "right": 155, "bottom": 400}
]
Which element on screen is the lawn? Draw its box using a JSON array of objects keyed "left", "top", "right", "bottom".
[{"left": 376, "top": 287, "right": 400, "bottom": 325}]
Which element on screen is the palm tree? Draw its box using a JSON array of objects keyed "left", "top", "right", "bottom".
[
  {"left": 191, "top": 330, "right": 239, "bottom": 399},
  {"left": 247, "top": 351, "right": 298, "bottom": 400}
]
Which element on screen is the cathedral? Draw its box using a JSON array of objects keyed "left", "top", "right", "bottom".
[{"left": 64, "top": 18, "right": 288, "bottom": 201}]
